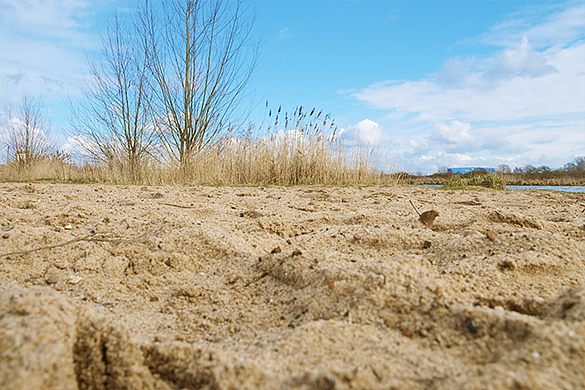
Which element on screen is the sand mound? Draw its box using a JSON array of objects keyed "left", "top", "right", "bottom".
[{"left": 1, "top": 184, "right": 584, "bottom": 389}]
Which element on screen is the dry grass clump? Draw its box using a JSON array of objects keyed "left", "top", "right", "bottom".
[
  {"left": 0, "top": 153, "right": 84, "bottom": 183},
  {"left": 203, "top": 132, "right": 381, "bottom": 186},
  {"left": 443, "top": 171, "right": 506, "bottom": 190},
  {"left": 1, "top": 105, "right": 397, "bottom": 186},
  {"left": 0, "top": 129, "right": 390, "bottom": 187}
]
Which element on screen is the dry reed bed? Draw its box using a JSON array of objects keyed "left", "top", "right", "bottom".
[{"left": 1, "top": 134, "right": 392, "bottom": 186}]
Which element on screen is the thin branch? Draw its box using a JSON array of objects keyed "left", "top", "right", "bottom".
[
  {"left": 409, "top": 200, "right": 422, "bottom": 218},
  {"left": 159, "top": 202, "right": 197, "bottom": 209},
  {"left": 0, "top": 232, "right": 148, "bottom": 259}
]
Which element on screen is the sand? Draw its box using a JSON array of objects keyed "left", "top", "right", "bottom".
[{"left": 0, "top": 183, "right": 584, "bottom": 389}]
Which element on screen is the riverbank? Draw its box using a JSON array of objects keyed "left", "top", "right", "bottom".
[
  {"left": 399, "top": 171, "right": 585, "bottom": 187},
  {"left": 1, "top": 183, "right": 584, "bottom": 389}
]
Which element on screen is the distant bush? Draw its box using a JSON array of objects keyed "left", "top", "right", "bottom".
[{"left": 443, "top": 171, "right": 505, "bottom": 190}]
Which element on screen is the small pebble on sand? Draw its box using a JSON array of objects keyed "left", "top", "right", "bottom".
[
  {"left": 486, "top": 230, "right": 498, "bottom": 242},
  {"left": 2, "top": 223, "right": 14, "bottom": 231}
]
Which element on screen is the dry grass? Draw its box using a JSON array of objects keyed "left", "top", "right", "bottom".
[
  {"left": 399, "top": 171, "right": 585, "bottom": 187},
  {"left": 442, "top": 171, "right": 506, "bottom": 190},
  {"left": 2, "top": 104, "right": 402, "bottom": 186},
  {"left": 498, "top": 172, "right": 585, "bottom": 186},
  {"left": 0, "top": 132, "right": 396, "bottom": 186}
]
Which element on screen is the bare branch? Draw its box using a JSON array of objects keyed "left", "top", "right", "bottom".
[{"left": 141, "top": 0, "right": 258, "bottom": 173}]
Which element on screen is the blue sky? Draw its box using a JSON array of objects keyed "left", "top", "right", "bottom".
[{"left": 1, "top": 0, "right": 584, "bottom": 174}]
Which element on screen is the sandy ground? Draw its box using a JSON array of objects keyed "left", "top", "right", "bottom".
[{"left": 1, "top": 183, "right": 584, "bottom": 390}]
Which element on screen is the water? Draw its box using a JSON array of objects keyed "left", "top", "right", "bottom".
[
  {"left": 506, "top": 185, "right": 585, "bottom": 193},
  {"left": 414, "top": 184, "right": 585, "bottom": 193}
]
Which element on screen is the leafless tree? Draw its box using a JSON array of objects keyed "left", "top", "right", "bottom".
[
  {"left": 71, "top": 10, "right": 157, "bottom": 181},
  {"left": 139, "top": 0, "right": 258, "bottom": 172},
  {"left": 564, "top": 156, "right": 585, "bottom": 172},
  {"left": 3, "top": 95, "right": 54, "bottom": 169},
  {"left": 497, "top": 163, "right": 511, "bottom": 173}
]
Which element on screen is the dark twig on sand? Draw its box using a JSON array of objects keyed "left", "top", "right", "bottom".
[
  {"left": 159, "top": 202, "right": 197, "bottom": 209},
  {"left": 0, "top": 232, "right": 149, "bottom": 259},
  {"left": 409, "top": 200, "right": 422, "bottom": 218}
]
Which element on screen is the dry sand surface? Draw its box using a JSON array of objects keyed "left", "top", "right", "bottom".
[{"left": 1, "top": 183, "right": 585, "bottom": 389}]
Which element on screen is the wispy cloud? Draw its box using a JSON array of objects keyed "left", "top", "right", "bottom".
[
  {"left": 346, "top": 0, "right": 585, "bottom": 173},
  {"left": 470, "top": 0, "right": 585, "bottom": 48},
  {"left": 279, "top": 27, "right": 292, "bottom": 40},
  {"left": 0, "top": 0, "right": 92, "bottom": 40},
  {"left": 353, "top": 37, "right": 584, "bottom": 122},
  {"left": 0, "top": 0, "right": 111, "bottom": 104}
]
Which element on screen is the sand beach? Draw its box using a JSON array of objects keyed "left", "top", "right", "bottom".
[{"left": 1, "top": 183, "right": 584, "bottom": 389}]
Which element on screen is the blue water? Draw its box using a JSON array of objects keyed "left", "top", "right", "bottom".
[
  {"left": 414, "top": 184, "right": 585, "bottom": 193},
  {"left": 506, "top": 185, "right": 585, "bottom": 193}
]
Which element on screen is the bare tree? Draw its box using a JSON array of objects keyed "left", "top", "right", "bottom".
[
  {"left": 4, "top": 95, "right": 54, "bottom": 169},
  {"left": 71, "top": 10, "right": 157, "bottom": 181},
  {"left": 140, "top": 0, "right": 258, "bottom": 172},
  {"left": 574, "top": 156, "right": 585, "bottom": 171},
  {"left": 564, "top": 156, "right": 585, "bottom": 172},
  {"left": 497, "top": 163, "right": 511, "bottom": 173}
]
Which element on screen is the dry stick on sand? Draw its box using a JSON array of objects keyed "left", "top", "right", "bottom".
[
  {"left": 0, "top": 231, "right": 150, "bottom": 259},
  {"left": 409, "top": 200, "right": 422, "bottom": 218},
  {"left": 159, "top": 202, "right": 197, "bottom": 209}
]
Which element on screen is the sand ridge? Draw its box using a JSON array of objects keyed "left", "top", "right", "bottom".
[{"left": 1, "top": 183, "right": 584, "bottom": 389}]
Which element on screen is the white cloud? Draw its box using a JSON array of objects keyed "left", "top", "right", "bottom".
[
  {"left": 415, "top": 152, "right": 481, "bottom": 173},
  {"left": 431, "top": 120, "right": 473, "bottom": 144},
  {"left": 399, "top": 117, "right": 583, "bottom": 174},
  {"left": 338, "top": 119, "right": 388, "bottom": 147},
  {"left": 269, "top": 128, "right": 306, "bottom": 144},
  {"left": 472, "top": 1, "right": 585, "bottom": 48},
  {"left": 484, "top": 36, "right": 557, "bottom": 82},
  {"left": 0, "top": 0, "right": 91, "bottom": 39},
  {"left": 353, "top": 37, "right": 584, "bottom": 122},
  {"left": 347, "top": 1, "right": 585, "bottom": 174},
  {"left": 61, "top": 134, "right": 94, "bottom": 158},
  {"left": 279, "top": 27, "right": 292, "bottom": 40},
  {"left": 0, "top": 0, "right": 112, "bottom": 104}
]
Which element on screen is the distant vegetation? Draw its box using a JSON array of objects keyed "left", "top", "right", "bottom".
[
  {"left": 398, "top": 156, "right": 585, "bottom": 188},
  {"left": 496, "top": 158, "right": 585, "bottom": 186}
]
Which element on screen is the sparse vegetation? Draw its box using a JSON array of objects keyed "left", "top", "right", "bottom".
[
  {"left": 499, "top": 157, "right": 585, "bottom": 185},
  {"left": 397, "top": 157, "right": 585, "bottom": 189},
  {"left": 2, "top": 95, "right": 56, "bottom": 179},
  {"left": 1, "top": 105, "right": 389, "bottom": 185},
  {"left": 70, "top": 10, "right": 157, "bottom": 183},
  {"left": 442, "top": 171, "right": 506, "bottom": 190},
  {"left": 69, "top": 0, "right": 259, "bottom": 183},
  {"left": 395, "top": 170, "right": 503, "bottom": 188}
]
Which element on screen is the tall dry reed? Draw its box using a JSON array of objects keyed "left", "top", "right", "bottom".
[{"left": 0, "top": 129, "right": 394, "bottom": 186}]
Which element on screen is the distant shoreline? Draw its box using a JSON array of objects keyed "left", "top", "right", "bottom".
[{"left": 395, "top": 172, "right": 585, "bottom": 187}]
